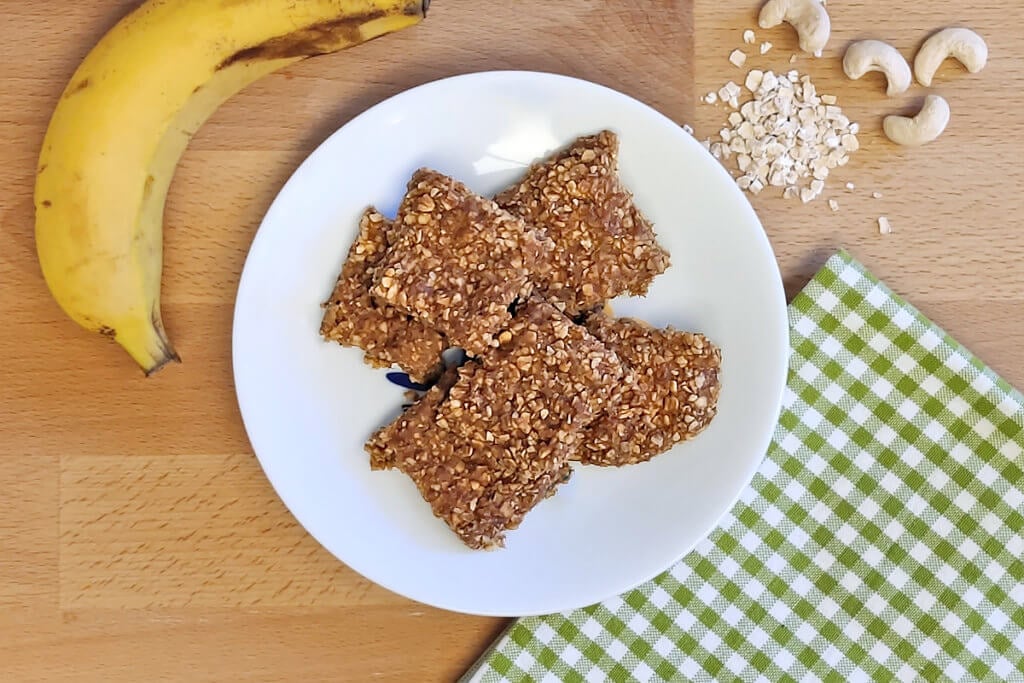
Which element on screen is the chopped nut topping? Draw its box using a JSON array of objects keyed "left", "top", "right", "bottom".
[
  {"left": 574, "top": 312, "right": 722, "bottom": 466},
  {"left": 729, "top": 49, "right": 748, "bottom": 67},
  {"left": 743, "top": 29, "right": 757, "bottom": 44},
  {"left": 371, "top": 170, "right": 554, "bottom": 357},
  {"left": 365, "top": 368, "right": 574, "bottom": 550},
  {"left": 496, "top": 131, "right": 670, "bottom": 315},
  {"left": 437, "top": 300, "right": 624, "bottom": 447},
  {"left": 320, "top": 208, "right": 445, "bottom": 383},
  {"left": 365, "top": 301, "right": 628, "bottom": 549},
  {"left": 878, "top": 216, "right": 894, "bottom": 234}
]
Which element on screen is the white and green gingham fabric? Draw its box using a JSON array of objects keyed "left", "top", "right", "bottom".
[{"left": 463, "top": 250, "right": 1024, "bottom": 682}]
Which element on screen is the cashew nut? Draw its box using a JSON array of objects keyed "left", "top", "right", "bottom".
[
  {"left": 842, "top": 40, "right": 912, "bottom": 96},
  {"left": 882, "top": 95, "right": 950, "bottom": 146},
  {"left": 758, "top": 0, "right": 830, "bottom": 57},
  {"left": 914, "top": 27, "right": 988, "bottom": 86}
]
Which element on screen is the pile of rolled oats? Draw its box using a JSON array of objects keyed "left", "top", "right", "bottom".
[{"left": 702, "top": 69, "right": 860, "bottom": 203}]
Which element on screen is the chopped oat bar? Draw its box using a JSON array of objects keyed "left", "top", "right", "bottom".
[
  {"left": 371, "top": 170, "right": 555, "bottom": 357},
  {"left": 366, "top": 367, "right": 572, "bottom": 550},
  {"left": 366, "top": 366, "right": 458, "bottom": 471},
  {"left": 576, "top": 312, "right": 722, "bottom": 466},
  {"left": 436, "top": 299, "right": 624, "bottom": 447},
  {"left": 320, "top": 208, "right": 446, "bottom": 384},
  {"left": 495, "top": 130, "right": 671, "bottom": 315}
]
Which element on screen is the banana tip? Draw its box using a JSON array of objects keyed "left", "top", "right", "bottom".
[{"left": 143, "top": 349, "right": 182, "bottom": 377}]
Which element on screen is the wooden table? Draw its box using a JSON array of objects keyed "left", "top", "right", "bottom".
[{"left": 2, "top": 1, "right": 1022, "bottom": 680}]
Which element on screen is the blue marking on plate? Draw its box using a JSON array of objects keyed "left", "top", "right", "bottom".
[{"left": 386, "top": 372, "right": 432, "bottom": 391}]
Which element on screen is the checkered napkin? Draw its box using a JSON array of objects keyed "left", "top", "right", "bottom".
[{"left": 462, "top": 250, "right": 1024, "bottom": 682}]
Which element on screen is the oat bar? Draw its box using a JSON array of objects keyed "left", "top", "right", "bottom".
[
  {"left": 576, "top": 312, "right": 721, "bottom": 466},
  {"left": 371, "top": 170, "right": 555, "bottom": 357},
  {"left": 436, "top": 300, "right": 624, "bottom": 447},
  {"left": 366, "top": 366, "right": 459, "bottom": 471},
  {"left": 495, "top": 130, "right": 671, "bottom": 315},
  {"left": 320, "top": 208, "right": 446, "bottom": 384},
  {"left": 365, "top": 367, "right": 572, "bottom": 550}
]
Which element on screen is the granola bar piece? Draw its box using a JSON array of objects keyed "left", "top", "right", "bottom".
[
  {"left": 576, "top": 312, "right": 722, "bottom": 466},
  {"left": 320, "top": 208, "right": 445, "bottom": 383},
  {"left": 371, "top": 170, "right": 555, "bottom": 357},
  {"left": 365, "top": 368, "right": 572, "bottom": 550},
  {"left": 366, "top": 366, "right": 459, "bottom": 471},
  {"left": 436, "top": 300, "right": 624, "bottom": 447},
  {"left": 495, "top": 130, "right": 671, "bottom": 315}
]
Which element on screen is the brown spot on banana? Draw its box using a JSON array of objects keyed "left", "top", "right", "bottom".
[
  {"left": 99, "top": 325, "right": 117, "bottom": 339},
  {"left": 65, "top": 78, "right": 91, "bottom": 97},
  {"left": 216, "top": 1, "right": 427, "bottom": 69},
  {"left": 142, "top": 174, "right": 155, "bottom": 201},
  {"left": 41, "top": 200, "right": 52, "bottom": 208},
  {"left": 217, "top": 11, "right": 386, "bottom": 68}
]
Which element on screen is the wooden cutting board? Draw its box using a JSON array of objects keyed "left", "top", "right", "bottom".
[{"left": 2, "top": 1, "right": 1022, "bottom": 679}]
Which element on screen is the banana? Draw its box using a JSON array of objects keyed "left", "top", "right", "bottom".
[{"left": 35, "top": 0, "right": 428, "bottom": 375}]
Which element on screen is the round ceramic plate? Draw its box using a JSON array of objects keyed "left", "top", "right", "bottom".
[{"left": 233, "top": 71, "right": 788, "bottom": 617}]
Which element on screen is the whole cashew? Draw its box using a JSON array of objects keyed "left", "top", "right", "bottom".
[
  {"left": 882, "top": 95, "right": 950, "bottom": 146},
  {"left": 914, "top": 27, "right": 988, "bottom": 86},
  {"left": 758, "top": 0, "right": 830, "bottom": 57},
  {"left": 842, "top": 40, "right": 912, "bottom": 96}
]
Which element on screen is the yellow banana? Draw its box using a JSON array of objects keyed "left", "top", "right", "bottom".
[{"left": 35, "top": 0, "right": 428, "bottom": 375}]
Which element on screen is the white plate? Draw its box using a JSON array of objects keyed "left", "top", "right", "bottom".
[{"left": 232, "top": 71, "right": 788, "bottom": 617}]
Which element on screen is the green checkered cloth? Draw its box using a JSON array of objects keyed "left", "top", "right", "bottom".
[{"left": 463, "top": 250, "right": 1024, "bottom": 682}]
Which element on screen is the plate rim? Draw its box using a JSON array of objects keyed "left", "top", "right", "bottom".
[{"left": 231, "top": 69, "right": 789, "bottom": 616}]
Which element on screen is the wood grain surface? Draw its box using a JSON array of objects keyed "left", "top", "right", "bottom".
[{"left": 1, "top": 1, "right": 1022, "bottom": 680}]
